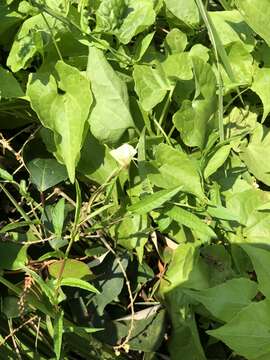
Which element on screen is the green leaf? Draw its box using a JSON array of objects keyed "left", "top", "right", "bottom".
[
  {"left": 60, "top": 277, "right": 99, "bottom": 293},
  {"left": 128, "top": 186, "right": 182, "bottom": 215},
  {"left": 116, "top": 309, "right": 166, "bottom": 352},
  {"left": 115, "top": 213, "right": 148, "bottom": 263},
  {"left": 185, "top": 278, "right": 257, "bottom": 322},
  {"left": 149, "top": 143, "right": 205, "bottom": 199},
  {"left": 78, "top": 133, "right": 117, "bottom": 184},
  {"left": 27, "top": 61, "right": 92, "bottom": 182},
  {"left": 53, "top": 310, "right": 64, "bottom": 360},
  {"left": 52, "top": 198, "right": 65, "bottom": 238},
  {"left": 49, "top": 259, "right": 92, "bottom": 279},
  {"left": 164, "top": 28, "right": 188, "bottom": 54},
  {"left": 241, "top": 244, "right": 270, "bottom": 299},
  {"left": 7, "top": 14, "right": 62, "bottom": 72},
  {"left": 209, "top": 10, "right": 255, "bottom": 52},
  {"left": 27, "top": 158, "right": 68, "bottom": 192},
  {"left": 0, "top": 2, "right": 23, "bottom": 46},
  {"left": 93, "top": 256, "right": 128, "bottom": 314},
  {"left": 173, "top": 57, "right": 217, "bottom": 148},
  {"left": 0, "top": 242, "right": 28, "bottom": 270},
  {"left": 133, "top": 62, "right": 171, "bottom": 112},
  {"left": 160, "top": 243, "right": 209, "bottom": 294},
  {"left": 2, "top": 296, "right": 20, "bottom": 319},
  {"left": 164, "top": 0, "right": 200, "bottom": 28},
  {"left": 204, "top": 145, "right": 231, "bottom": 179},
  {"left": 240, "top": 124, "right": 270, "bottom": 186},
  {"left": 221, "top": 41, "right": 253, "bottom": 90},
  {"left": 208, "top": 300, "right": 270, "bottom": 360},
  {"left": 0, "top": 67, "right": 23, "bottom": 98},
  {"left": 160, "top": 244, "right": 208, "bottom": 360},
  {"left": 96, "top": 0, "right": 156, "bottom": 44},
  {"left": 251, "top": 67, "right": 270, "bottom": 122},
  {"left": 166, "top": 206, "right": 217, "bottom": 241},
  {"left": 235, "top": 0, "right": 270, "bottom": 47},
  {"left": 87, "top": 46, "right": 134, "bottom": 144},
  {"left": 162, "top": 53, "right": 193, "bottom": 82},
  {"left": 0, "top": 167, "right": 13, "bottom": 181}
]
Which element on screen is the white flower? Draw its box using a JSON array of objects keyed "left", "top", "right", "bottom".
[{"left": 110, "top": 143, "right": 137, "bottom": 168}]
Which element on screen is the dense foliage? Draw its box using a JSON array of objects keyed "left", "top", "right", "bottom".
[{"left": 1, "top": 0, "right": 270, "bottom": 359}]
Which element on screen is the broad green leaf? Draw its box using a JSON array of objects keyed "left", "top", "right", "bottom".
[
  {"left": 208, "top": 300, "right": 270, "bottom": 360},
  {"left": 235, "top": 0, "right": 270, "bottom": 47},
  {"left": 160, "top": 243, "right": 210, "bottom": 294},
  {"left": 116, "top": 309, "right": 166, "bottom": 352},
  {"left": 53, "top": 310, "right": 64, "bottom": 360},
  {"left": 93, "top": 256, "right": 128, "bottom": 314},
  {"left": 240, "top": 124, "right": 270, "bottom": 186},
  {"left": 2, "top": 296, "right": 20, "bottom": 319},
  {"left": 27, "top": 158, "right": 68, "bottom": 192},
  {"left": 7, "top": 14, "right": 62, "bottom": 72},
  {"left": 209, "top": 10, "right": 255, "bottom": 52},
  {"left": 166, "top": 206, "right": 217, "bottom": 241},
  {"left": 78, "top": 133, "right": 117, "bottom": 184},
  {"left": 60, "top": 278, "right": 99, "bottom": 293},
  {"left": 0, "top": 2, "right": 23, "bottom": 46},
  {"left": 185, "top": 278, "right": 257, "bottom": 322},
  {"left": 173, "top": 57, "right": 217, "bottom": 148},
  {"left": 165, "top": 0, "right": 200, "bottom": 28},
  {"left": 128, "top": 186, "right": 182, "bottom": 215},
  {"left": 162, "top": 53, "right": 193, "bottom": 82},
  {"left": 149, "top": 144, "right": 204, "bottom": 199},
  {"left": 204, "top": 145, "right": 231, "bottom": 179},
  {"left": 134, "top": 32, "right": 155, "bottom": 61},
  {"left": 226, "top": 188, "right": 270, "bottom": 226},
  {"left": 133, "top": 62, "right": 171, "bottom": 111},
  {"left": 49, "top": 259, "right": 92, "bottom": 279},
  {"left": 221, "top": 41, "right": 253, "bottom": 90},
  {"left": 87, "top": 46, "right": 134, "bottom": 144},
  {"left": 0, "top": 242, "right": 28, "bottom": 270},
  {"left": 0, "top": 67, "right": 23, "bottom": 98},
  {"left": 96, "top": 0, "right": 156, "bottom": 44},
  {"left": 27, "top": 61, "right": 92, "bottom": 182},
  {"left": 114, "top": 213, "right": 148, "bottom": 263},
  {"left": 164, "top": 28, "right": 187, "bottom": 54},
  {"left": 241, "top": 244, "right": 270, "bottom": 298},
  {"left": 160, "top": 244, "right": 208, "bottom": 360},
  {"left": 251, "top": 68, "right": 270, "bottom": 122}
]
